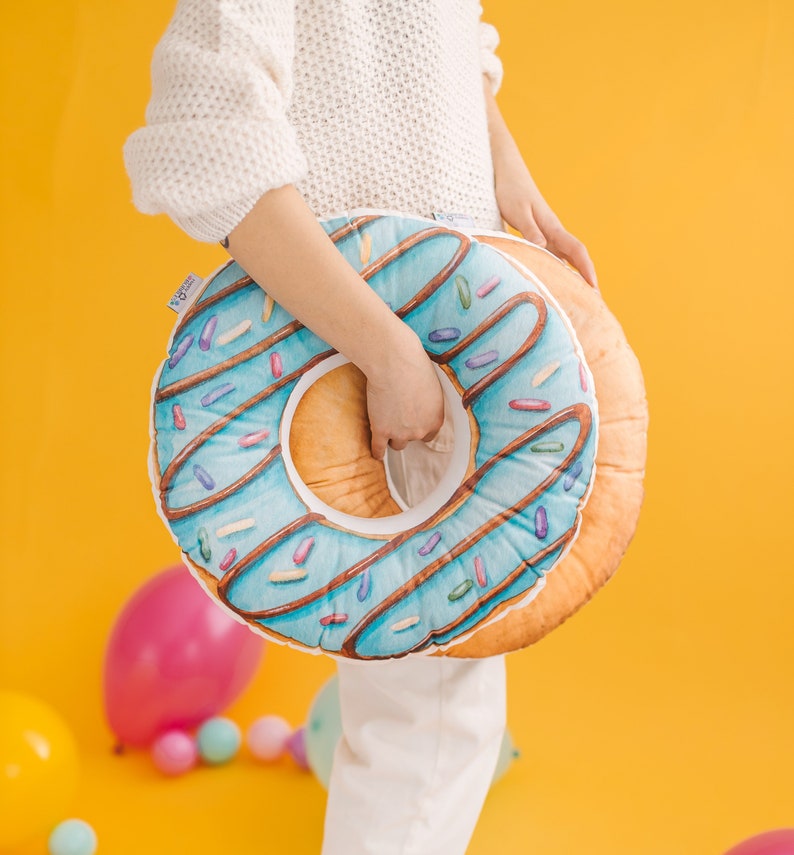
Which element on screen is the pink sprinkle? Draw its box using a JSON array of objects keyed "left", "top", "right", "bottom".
[
  {"left": 292, "top": 536, "right": 315, "bottom": 565},
  {"left": 238, "top": 429, "right": 270, "bottom": 448},
  {"left": 319, "top": 613, "right": 349, "bottom": 627},
  {"left": 172, "top": 404, "right": 186, "bottom": 431},
  {"left": 219, "top": 548, "right": 237, "bottom": 572},
  {"left": 509, "top": 399, "right": 551, "bottom": 411},
  {"left": 474, "top": 556, "right": 487, "bottom": 587},
  {"left": 476, "top": 275, "right": 501, "bottom": 298},
  {"left": 270, "top": 352, "right": 283, "bottom": 379},
  {"left": 579, "top": 361, "right": 588, "bottom": 392}
]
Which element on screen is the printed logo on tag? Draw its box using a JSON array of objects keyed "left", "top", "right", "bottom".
[
  {"left": 432, "top": 212, "right": 477, "bottom": 229},
  {"left": 168, "top": 272, "right": 204, "bottom": 314}
]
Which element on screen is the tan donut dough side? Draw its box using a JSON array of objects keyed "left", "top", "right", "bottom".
[{"left": 446, "top": 235, "right": 648, "bottom": 658}]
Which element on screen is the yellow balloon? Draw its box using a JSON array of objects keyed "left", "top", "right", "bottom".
[{"left": 0, "top": 691, "right": 79, "bottom": 849}]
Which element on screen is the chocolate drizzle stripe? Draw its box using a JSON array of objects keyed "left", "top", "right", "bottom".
[{"left": 218, "top": 403, "right": 592, "bottom": 625}]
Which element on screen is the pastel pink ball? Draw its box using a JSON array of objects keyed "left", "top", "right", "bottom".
[
  {"left": 151, "top": 730, "right": 199, "bottom": 776},
  {"left": 246, "top": 715, "right": 292, "bottom": 762},
  {"left": 724, "top": 830, "right": 794, "bottom": 855}
]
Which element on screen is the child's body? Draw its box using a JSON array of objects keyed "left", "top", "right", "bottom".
[{"left": 125, "top": 3, "right": 596, "bottom": 851}]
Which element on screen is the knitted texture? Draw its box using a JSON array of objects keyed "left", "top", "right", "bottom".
[{"left": 124, "top": 0, "right": 504, "bottom": 242}]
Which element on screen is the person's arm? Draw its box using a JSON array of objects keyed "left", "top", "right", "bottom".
[
  {"left": 225, "top": 185, "right": 444, "bottom": 460},
  {"left": 484, "top": 80, "right": 599, "bottom": 289}
]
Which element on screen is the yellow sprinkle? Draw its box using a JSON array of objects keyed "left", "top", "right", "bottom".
[
  {"left": 217, "top": 319, "right": 252, "bottom": 345},
  {"left": 262, "top": 294, "right": 275, "bottom": 323},
  {"left": 216, "top": 518, "right": 256, "bottom": 538},
  {"left": 269, "top": 569, "right": 308, "bottom": 583},
  {"left": 390, "top": 616, "right": 420, "bottom": 633},
  {"left": 360, "top": 232, "right": 372, "bottom": 266},
  {"left": 532, "top": 360, "right": 561, "bottom": 388}
]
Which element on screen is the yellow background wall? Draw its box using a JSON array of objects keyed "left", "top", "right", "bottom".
[{"left": 1, "top": 1, "right": 792, "bottom": 853}]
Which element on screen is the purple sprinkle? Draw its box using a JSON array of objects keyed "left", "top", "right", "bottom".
[
  {"left": 200, "top": 382, "right": 235, "bottom": 407},
  {"left": 564, "top": 460, "right": 584, "bottom": 491},
  {"left": 534, "top": 506, "right": 548, "bottom": 539},
  {"left": 465, "top": 350, "right": 499, "bottom": 370},
  {"left": 418, "top": 531, "right": 441, "bottom": 556},
  {"left": 168, "top": 334, "right": 194, "bottom": 369},
  {"left": 476, "top": 275, "right": 501, "bottom": 298},
  {"left": 193, "top": 464, "right": 215, "bottom": 490},
  {"left": 199, "top": 315, "right": 218, "bottom": 351},
  {"left": 428, "top": 327, "right": 461, "bottom": 343},
  {"left": 357, "top": 569, "right": 371, "bottom": 602}
]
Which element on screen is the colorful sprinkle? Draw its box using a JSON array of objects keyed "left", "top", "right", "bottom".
[
  {"left": 169, "top": 334, "right": 194, "bottom": 369},
  {"left": 199, "top": 316, "right": 217, "bottom": 351},
  {"left": 198, "top": 527, "right": 211, "bottom": 561},
  {"left": 448, "top": 579, "right": 474, "bottom": 601},
  {"left": 455, "top": 275, "right": 472, "bottom": 309},
  {"left": 360, "top": 232, "right": 372, "bottom": 266},
  {"left": 509, "top": 398, "right": 551, "bottom": 411},
  {"left": 292, "top": 536, "right": 315, "bottom": 565},
  {"left": 476, "top": 275, "right": 501, "bottom": 298},
  {"left": 216, "top": 518, "right": 256, "bottom": 538},
  {"left": 418, "top": 531, "right": 441, "bottom": 556},
  {"left": 357, "top": 569, "right": 371, "bottom": 602},
  {"left": 320, "top": 613, "right": 349, "bottom": 627},
  {"left": 391, "top": 616, "right": 420, "bottom": 633},
  {"left": 474, "top": 556, "right": 487, "bottom": 587},
  {"left": 270, "top": 352, "right": 283, "bottom": 379},
  {"left": 238, "top": 429, "right": 270, "bottom": 448},
  {"left": 201, "top": 383, "right": 235, "bottom": 407},
  {"left": 534, "top": 506, "right": 549, "bottom": 539},
  {"left": 532, "top": 360, "right": 561, "bottom": 387},
  {"left": 219, "top": 548, "right": 237, "bottom": 572},
  {"left": 530, "top": 441, "right": 565, "bottom": 453},
  {"left": 217, "top": 319, "right": 252, "bottom": 346},
  {"left": 579, "top": 361, "right": 589, "bottom": 392},
  {"left": 428, "top": 327, "right": 461, "bottom": 343},
  {"left": 193, "top": 464, "right": 216, "bottom": 490},
  {"left": 262, "top": 294, "right": 274, "bottom": 323},
  {"left": 172, "top": 404, "right": 186, "bottom": 431},
  {"left": 269, "top": 569, "right": 308, "bottom": 584},
  {"left": 465, "top": 349, "right": 499, "bottom": 370},
  {"left": 564, "top": 460, "right": 584, "bottom": 491}
]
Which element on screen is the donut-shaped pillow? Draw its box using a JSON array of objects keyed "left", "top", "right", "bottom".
[{"left": 150, "top": 211, "right": 645, "bottom": 659}]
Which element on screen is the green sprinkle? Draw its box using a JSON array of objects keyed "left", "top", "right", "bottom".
[
  {"left": 530, "top": 441, "right": 565, "bottom": 453},
  {"left": 455, "top": 275, "right": 472, "bottom": 310},
  {"left": 198, "top": 527, "right": 212, "bottom": 561},
  {"left": 448, "top": 579, "right": 474, "bottom": 601}
]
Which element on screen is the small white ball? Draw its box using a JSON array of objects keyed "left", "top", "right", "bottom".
[{"left": 246, "top": 715, "right": 292, "bottom": 762}]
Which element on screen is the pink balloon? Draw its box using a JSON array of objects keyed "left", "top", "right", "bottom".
[
  {"left": 103, "top": 565, "right": 264, "bottom": 747},
  {"left": 724, "top": 830, "right": 794, "bottom": 855}
]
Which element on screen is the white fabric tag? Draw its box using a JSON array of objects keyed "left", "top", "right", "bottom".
[
  {"left": 168, "top": 272, "right": 204, "bottom": 314},
  {"left": 432, "top": 212, "right": 476, "bottom": 229}
]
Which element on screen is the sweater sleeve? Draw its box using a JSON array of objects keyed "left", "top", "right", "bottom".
[
  {"left": 478, "top": 12, "right": 503, "bottom": 95},
  {"left": 123, "top": 0, "right": 308, "bottom": 242}
]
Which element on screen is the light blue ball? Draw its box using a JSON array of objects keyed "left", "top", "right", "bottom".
[
  {"left": 304, "top": 676, "right": 518, "bottom": 789},
  {"left": 48, "top": 819, "right": 98, "bottom": 855},
  {"left": 196, "top": 716, "right": 241, "bottom": 765}
]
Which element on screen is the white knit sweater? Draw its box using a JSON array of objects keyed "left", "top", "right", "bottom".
[{"left": 124, "top": 0, "right": 504, "bottom": 242}]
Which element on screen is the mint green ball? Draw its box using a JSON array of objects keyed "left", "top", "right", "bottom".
[
  {"left": 48, "top": 819, "right": 97, "bottom": 855},
  {"left": 196, "top": 717, "right": 241, "bottom": 765}
]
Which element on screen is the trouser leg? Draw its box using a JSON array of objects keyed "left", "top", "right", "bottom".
[{"left": 321, "top": 653, "right": 506, "bottom": 855}]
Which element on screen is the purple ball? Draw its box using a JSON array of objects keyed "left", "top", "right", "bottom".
[{"left": 286, "top": 726, "right": 309, "bottom": 770}]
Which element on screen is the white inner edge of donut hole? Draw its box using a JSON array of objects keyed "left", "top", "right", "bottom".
[{"left": 281, "top": 353, "right": 472, "bottom": 536}]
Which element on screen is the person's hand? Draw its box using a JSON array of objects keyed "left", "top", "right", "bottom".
[
  {"left": 484, "top": 79, "right": 598, "bottom": 290},
  {"left": 364, "top": 327, "right": 445, "bottom": 461}
]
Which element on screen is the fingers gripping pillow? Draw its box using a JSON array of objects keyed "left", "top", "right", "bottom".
[{"left": 150, "top": 212, "right": 647, "bottom": 660}]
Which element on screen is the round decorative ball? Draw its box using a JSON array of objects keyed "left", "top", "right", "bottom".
[
  {"left": 196, "top": 717, "right": 241, "bottom": 765},
  {"left": 48, "top": 819, "right": 97, "bottom": 855},
  {"left": 246, "top": 715, "right": 292, "bottom": 762},
  {"left": 151, "top": 730, "right": 199, "bottom": 776},
  {"left": 286, "top": 726, "right": 309, "bottom": 770},
  {"left": 723, "top": 829, "right": 794, "bottom": 855}
]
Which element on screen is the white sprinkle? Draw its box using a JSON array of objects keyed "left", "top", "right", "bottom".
[
  {"left": 216, "top": 518, "right": 256, "bottom": 538},
  {"left": 217, "top": 319, "right": 252, "bottom": 345},
  {"left": 532, "top": 360, "right": 561, "bottom": 387},
  {"left": 269, "top": 569, "right": 308, "bottom": 583},
  {"left": 390, "top": 616, "right": 420, "bottom": 633}
]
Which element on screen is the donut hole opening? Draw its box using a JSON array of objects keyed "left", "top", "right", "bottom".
[{"left": 282, "top": 354, "right": 471, "bottom": 537}]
